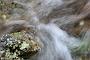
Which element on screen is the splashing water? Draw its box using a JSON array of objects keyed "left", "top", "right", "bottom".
[
  {"left": 0, "top": 0, "right": 85, "bottom": 60},
  {"left": 31, "top": 23, "right": 80, "bottom": 60}
]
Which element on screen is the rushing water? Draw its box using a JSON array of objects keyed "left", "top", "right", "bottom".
[
  {"left": 0, "top": 0, "right": 86, "bottom": 60},
  {"left": 30, "top": 23, "right": 80, "bottom": 60}
]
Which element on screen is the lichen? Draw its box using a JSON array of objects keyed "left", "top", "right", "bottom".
[{"left": 0, "top": 31, "right": 41, "bottom": 60}]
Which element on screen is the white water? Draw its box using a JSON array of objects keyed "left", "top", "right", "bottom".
[
  {"left": 31, "top": 23, "right": 80, "bottom": 60},
  {"left": 4, "top": 0, "right": 81, "bottom": 60}
]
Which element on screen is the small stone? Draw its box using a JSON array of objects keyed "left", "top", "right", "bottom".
[
  {"left": 79, "top": 21, "right": 84, "bottom": 26},
  {"left": 2, "top": 14, "right": 7, "bottom": 20}
]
